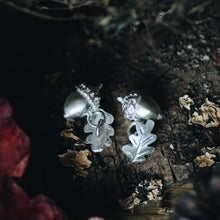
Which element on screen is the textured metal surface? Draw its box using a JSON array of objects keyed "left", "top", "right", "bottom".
[
  {"left": 117, "top": 92, "right": 162, "bottom": 121},
  {"left": 117, "top": 92, "right": 162, "bottom": 162},
  {"left": 63, "top": 83, "right": 114, "bottom": 152},
  {"left": 122, "top": 120, "right": 157, "bottom": 163}
]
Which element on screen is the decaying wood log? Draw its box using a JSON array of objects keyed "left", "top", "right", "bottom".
[
  {"left": 47, "top": 8, "right": 220, "bottom": 217},
  {"left": 58, "top": 37, "right": 220, "bottom": 217}
]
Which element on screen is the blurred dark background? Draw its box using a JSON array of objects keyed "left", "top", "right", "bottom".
[{"left": 0, "top": 4, "right": 113, "bottom": 219}]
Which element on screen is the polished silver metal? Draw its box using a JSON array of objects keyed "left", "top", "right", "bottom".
[
  {"left": 64, "top": 83, "right": 114, "bottom": 153},
  {"left": 122, "top": 120, "right": 156, "bottom": 163},
  {"left": 117, "top": 92, "right": 162, "bottom": 121},
  {"left": 117, "top": 91, "right": 162, "bottom": 163}
]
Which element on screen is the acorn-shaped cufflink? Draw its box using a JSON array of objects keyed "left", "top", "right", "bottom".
[
  {"left": 117, "top": 91, "right": 162, "bottom": 163},
  {"left": 64, "top": 84, "right": 114, "bottom": 153}
]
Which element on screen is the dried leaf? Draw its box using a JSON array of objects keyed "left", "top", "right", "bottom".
[
  {"left": 0, "top": 98, "right": 30, "bottom": 179},
  {"left": 0, "top": 98, "right": 67, "bottom": 220},
  {"left": 0, "top": 181, "right": 68, "bottom": 220}
]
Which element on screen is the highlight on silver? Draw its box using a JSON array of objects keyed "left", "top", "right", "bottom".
[
  {"left": 64, "top": 83, "right": 114, "bottom": 153},
  {"left": 117, "top": 91, "right": 162, "bottom": 163}
]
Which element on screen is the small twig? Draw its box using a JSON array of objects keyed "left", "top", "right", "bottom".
[
  {"left": 0, "top": 0, "right": 94, "bottom": 21},
  {"left": 188, "top": 0, "right": 212, "bottom": 15}
]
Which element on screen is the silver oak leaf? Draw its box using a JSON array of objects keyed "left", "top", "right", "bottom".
[
  {"left": 84, "top": 110, "right": 114, "bottom": 152},
  {"left": 122, "top": 120, "right": 157, "bottom": 162}
]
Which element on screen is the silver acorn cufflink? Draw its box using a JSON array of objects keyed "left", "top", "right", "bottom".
[
  {"left": 63, "top": 83, "right": 114, "bottom": 153},
  {"left": 117, "top": 92, "right": 162, "bottom": 163}
]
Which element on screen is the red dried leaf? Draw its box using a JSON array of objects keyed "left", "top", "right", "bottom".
[
  {"left": 0, "top": 180, "right": 32, "bottom": 220},
  {"left": 0, "top": 98, "right": 68, "bottom": 219},
  {"left": 32, "top": 194, "right": 68, "bottom": 220},
  {"left": 0, "top": 180, "right": 67, "bottom": 220},
  {"left": 0, "top": 98, "right": 30, "bottom": 179}
]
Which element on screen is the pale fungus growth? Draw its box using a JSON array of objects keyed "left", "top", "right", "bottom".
[
  {"left": 145, "top": 179, "right": 163, "bottom": 200},
  {"left": 187, "top": 45, "right": 193, "bottom": 50},
  {"left": 179, "top": 94, "right": 194, "bottom": 110},
  {"left": 60, "top": 128, "right": 82, "bottom": 142},
  {"left": 201, "top": 146, "right": 220, "bottom": 157},
  {"left": 189, "top": 98, "right": 220, "bottom": 127},
  {"left": 169, "top": 144, "right": 174, "bottom": 150},
  {"left": 118, "top": 193, "right": 140, "bottom": 211},
  {"left": 58, "top": 149, "right": 92, "bottom": 178},
  {"left": 194, "top": 152, "right": 216, "bottom": 167},
  {"left": 179, "top": 95, "right": 220, "bottom": 128},
  {"left": 201, "top": 55, "right": 210, "bottom": 61},
  {"left": 147, "top": 192, "right": 154, "bottom": 200},
  {"left": 119, "top": 178, "right": 163, "bottom": 211}
]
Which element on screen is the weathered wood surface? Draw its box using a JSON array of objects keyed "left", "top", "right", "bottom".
[
  {"left": 56, "top": 18, "right": 220, "bottom": 218},
  {"left": 53, "top": 11, "right": 220, "bottom": 219}
]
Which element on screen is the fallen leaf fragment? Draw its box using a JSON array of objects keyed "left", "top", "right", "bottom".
[
  {"left": 58, "top": 149, "right": 92, "bottom": 178},
  {"left": 0, "top": 180, "right": 68, "bottom": 220},
  {"left": 0, "top": 97, "right": 68, "bottom": 220},
  {"left": 0, "top": 98, "right": 30, "bottom": 178}
]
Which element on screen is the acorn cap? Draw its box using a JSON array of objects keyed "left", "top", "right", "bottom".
[{"left": 63, "top": 83, "right": 102, "bottom": 119}]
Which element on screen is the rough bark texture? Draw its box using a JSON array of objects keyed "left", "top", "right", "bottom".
[
  {"left": 56, "top": 17, "right": 220, "bottom": 217},
  {"left": 58, "top": 16, "right": 220, "bottom": 218}
]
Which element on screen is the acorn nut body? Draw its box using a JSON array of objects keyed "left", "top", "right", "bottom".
[
  {"left": 134, "top": 95, "right": 162, "bottom": 121},
  {"left": 63, "top": 91, "right": 89, "bottom": 119}
]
